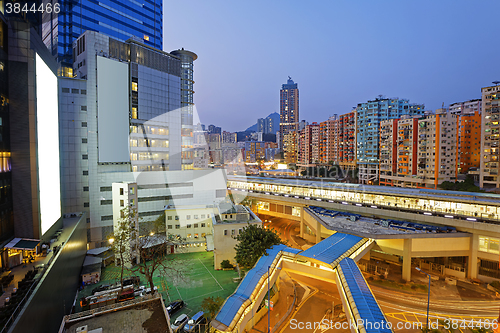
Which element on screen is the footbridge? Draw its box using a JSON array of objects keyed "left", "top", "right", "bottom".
[{"left": 210, "top": 233, "right": 391, "bottom": 333}]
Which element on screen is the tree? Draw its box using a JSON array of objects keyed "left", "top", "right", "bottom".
[
  {"left": 130, "top": 233, "right": 185, "bottom": 294},
  {"left": 201, "top": 296, "right": 224, "bottom": 320},
  {"left": 235, "top": 224, "right": 283, "bottom": 268},
  {"left": 108, "top": 206, "right": 139, "bottom": 291},
  {"left": 110, "top": 207, "right": 185, "bottom": 295}
]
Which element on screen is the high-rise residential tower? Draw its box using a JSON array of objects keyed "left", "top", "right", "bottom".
[
  {"left": 449, "top": 99, "right": 482, "bottom": 174},
  {"left": 480, "top": 84, "right": 500, "bottom": 189},
  {"left": 280, "top": 77, "right": 299, "bottom": 150},
  {"left": 42, "top": 0, "right": 163, "bottom": 66},
  {"left": 356, "top": 97, "right": 425, "bottom": 184}
]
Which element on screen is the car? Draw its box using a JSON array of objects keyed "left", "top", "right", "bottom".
[
  {"left": 91, "top": 284, "right": 110, "bottom": 294},
  {"left": 183, "top": 311, "right": 206, "bottom": 332},
  {"left": 166, "top": 300, "right": 185, "bottom": 316},
  {"left": 123, "top": 276, "right": 140, "bottom": 287},
  {"left": 171, "top": 314, "right": 189, "bottom": 332}
]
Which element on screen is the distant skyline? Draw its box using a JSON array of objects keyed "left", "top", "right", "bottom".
[{"left": 164, "top": 0, "right": 500, "bottom": 132}]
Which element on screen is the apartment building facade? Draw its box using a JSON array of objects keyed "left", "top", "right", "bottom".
[
  {"left": 417, "top": 110, "right": 457, "bottom": 188},
  {"left": 450, "top": 99, "right": 482, "bottom": 174},
  {"left": 356, "top": 98, "right": 425, "bottom": 184},
  {"left": 480, "top": 85, "right": 500, "bottom": 189}
]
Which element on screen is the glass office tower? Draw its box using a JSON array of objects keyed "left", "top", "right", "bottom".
[{"left": 42, "top": 0, "right": 163, "bottom": 66}]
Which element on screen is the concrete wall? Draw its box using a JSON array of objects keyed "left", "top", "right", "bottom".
[
  {"left": 213, "top": 220, "right": 262, "bottom": 269},
  {"left": 9, "top": 214, "right": 87, "bottom": 333}
]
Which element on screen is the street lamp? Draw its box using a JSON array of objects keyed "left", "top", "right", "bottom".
[
  {"left": 267, "top": 265, "right": 281, "bottom": 333},
  {"left": 416, "top": 267, "right": 431, "bottom": 330}
]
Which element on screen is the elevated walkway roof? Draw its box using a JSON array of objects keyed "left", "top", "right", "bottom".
[
  {"left": 338, "top": 258, "right": 392, "bottom": 333},
  {"left": 298, "top": 233, "right": 365, "bottom": 267},
  {"left": 214, "top": 244, "right": 300, "bottom": 328}
]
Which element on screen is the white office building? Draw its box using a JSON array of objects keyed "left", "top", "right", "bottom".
[{"left": 59, "top": 31, "right": 227, "bottom": 248}]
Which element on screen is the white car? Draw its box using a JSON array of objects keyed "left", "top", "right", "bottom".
[{"left": 171, "top": 314, "right": 189, "bottom": 332}]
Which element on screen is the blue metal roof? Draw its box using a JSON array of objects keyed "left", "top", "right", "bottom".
[
  {"left": 339, "top": 258, "right": 392, "bottom": 333},
  {"left": 215, "top": 244, "right": 298, "bottom": 327},
  {"left": 299, "top": 233, "right": 363, "bottom": 265}
]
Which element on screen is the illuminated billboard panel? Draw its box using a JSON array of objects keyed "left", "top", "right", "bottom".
[{"left": 36, "top": 53, "right": 61, "bottom": 235}]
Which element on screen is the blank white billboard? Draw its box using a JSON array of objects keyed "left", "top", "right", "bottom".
[
  {"left": 36, "top": 53, "right": 61, "bottom": 236},
  {"left": 97, "top": 56, "right": 130, "bottom": 163}
]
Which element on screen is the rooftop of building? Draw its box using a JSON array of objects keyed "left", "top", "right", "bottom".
[
  {"left": 307, "top": 206, "right": 467, "bottom": 239},
  {"left": 60, "top": 294, "right": 170, "bottom": 333}
]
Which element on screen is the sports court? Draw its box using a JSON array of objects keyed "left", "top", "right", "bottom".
[{"left": 80, "top": 252, "right": 240, "bottom": 320}]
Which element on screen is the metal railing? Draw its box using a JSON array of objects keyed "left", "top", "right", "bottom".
[
  {"left": 272, "top": 272, "right": 297, "bottom": 333},
  {"left": 64, "top": 293, "right": 159, "bottom": 322}
]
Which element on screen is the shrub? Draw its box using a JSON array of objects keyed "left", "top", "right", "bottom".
[{"left": 221, "top": 260, "right": 234, "bottom": 269}]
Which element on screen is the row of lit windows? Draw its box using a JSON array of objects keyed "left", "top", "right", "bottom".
[
  {"left": 229, "top": 181, "right": 500, "bottom": 219},
  {"left": 167, "top": 214, "right": 210, "bottom": 220},
  {"left": 479, "top": 236, "right": 500, "bottom": 254},
  {"left": 130, "top": 139, "right": 169, "bottom": 148},
  {"left": 130, "top": 125, "right": 169, "bottom": 136}
]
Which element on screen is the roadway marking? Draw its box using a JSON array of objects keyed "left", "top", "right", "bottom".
[
  {"left": 385, "top": 311, "right": 497, "bottom": 332},
  {"left": 198, "top": 258, "right": 224, "bottom": 290}
]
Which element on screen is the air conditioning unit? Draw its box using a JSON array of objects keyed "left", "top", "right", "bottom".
[{"left": 76, "top": 326, "right": 88, "bottom": 333}]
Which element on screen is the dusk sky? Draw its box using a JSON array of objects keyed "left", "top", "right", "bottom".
[{"left": 164, "top": 0, "right": 500, "bottom": 132}]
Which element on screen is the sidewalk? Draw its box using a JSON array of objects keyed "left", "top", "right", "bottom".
[{"left": 249, "top": 273, "right": 299, "bottom": 333}]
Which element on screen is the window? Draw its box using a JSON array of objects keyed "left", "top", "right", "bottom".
[
  {"left": 81, "top": 89, "right": 87, "bottom": 95},
  {"left": 175, "top": 216, "right": 179, "bottom": 220},
  {"left": 201, "top": 233, "right": 206, "bottom": 237},
  {"left": 82, "top": 154, "right": 88, "bottom": 160},
  {"left": 194, "top": 234, "right": 199, "bottom": 239},
  {"left": 194, "top": 224, "right": 198, "bottom": 228},
  {"left": 81, "top": 105, "right": 87, "bottom": 111},
  {"left": 187, "top": 224, "right": 191, "bottom": 228},
  {"left": 168, "top": 216, "right": 172, "bottom": 220},
  {"left": 175, "top": 225, "right": 180, "bottom": 229},
  {"left": 239, "top": 228, "right": 242, "bottom": 234},
  {"left": 82, "top": 138, "right": 88, "bottom": 143},
  {"left": 201, "top": 223, "right": 206, "bottom": 228},
  {"left": 132, "top": 82, "right": 138, "bottom": 91},
  {"left": 120, "top": 188, "right": 124, "bottom": 195},
  {"left": 186, "top": 215, "right": 191, "bottom": 220},
  {"left": 201, "top": 214, "right": 206, "bottom": 218},
  {"left": 130, "top": 187, "right": 135, "bottom": 195},
  {"left": 83, "top": 170, "right": 88, "bottom": 176},
  {"left": 167, "top": 225, "right": 172, "bottom": 229},
  {"left": 62, "top": 88, "right": 70, "bottom": 93},
  {"left": 83, "top": 186, "right": 89, "bottom": 192},
  {"left": 72, "top": 88, "right": 79, "bottom": 94},
  {"left": 207, "top": 214, "right": 210, "bottom": 218},
  {"left": 194, "top": 215, "right": 199, "bottom": 219},
  {"left": 84, "top": 202, "right": 89, "bottom": 208},
  {"left": 187, "top": 234, "right": 191, "bottom": 238},
  {"left": 479, "top": 236, "right": 500, "bottom": 254},
  {"left": 231, "top": 229, "right": 235, "bottom": 236},
  {"left": 224, "top": 230, "right": 228, "bottom": 236},
  {"left": 82, "top": 122, "right": 87, "bottom": 127}
]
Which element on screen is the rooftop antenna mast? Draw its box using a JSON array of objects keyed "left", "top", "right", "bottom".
[{"left": 493, "top": 81, "right": 500, "bottom": 86}]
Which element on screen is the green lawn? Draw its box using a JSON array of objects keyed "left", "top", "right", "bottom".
[{"left": 78, "top": 252, "right": 240, "bottom": 322}]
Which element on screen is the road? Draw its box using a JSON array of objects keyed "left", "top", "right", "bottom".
[
  {"left": 278, "top": 273, "right": 349, "bottom": 333},
  {"left": 259, "top": 216, "right": 499, "bottom": 332},
  {"left": 259, "top": 215, "right": 313, "bottom": 249}
]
